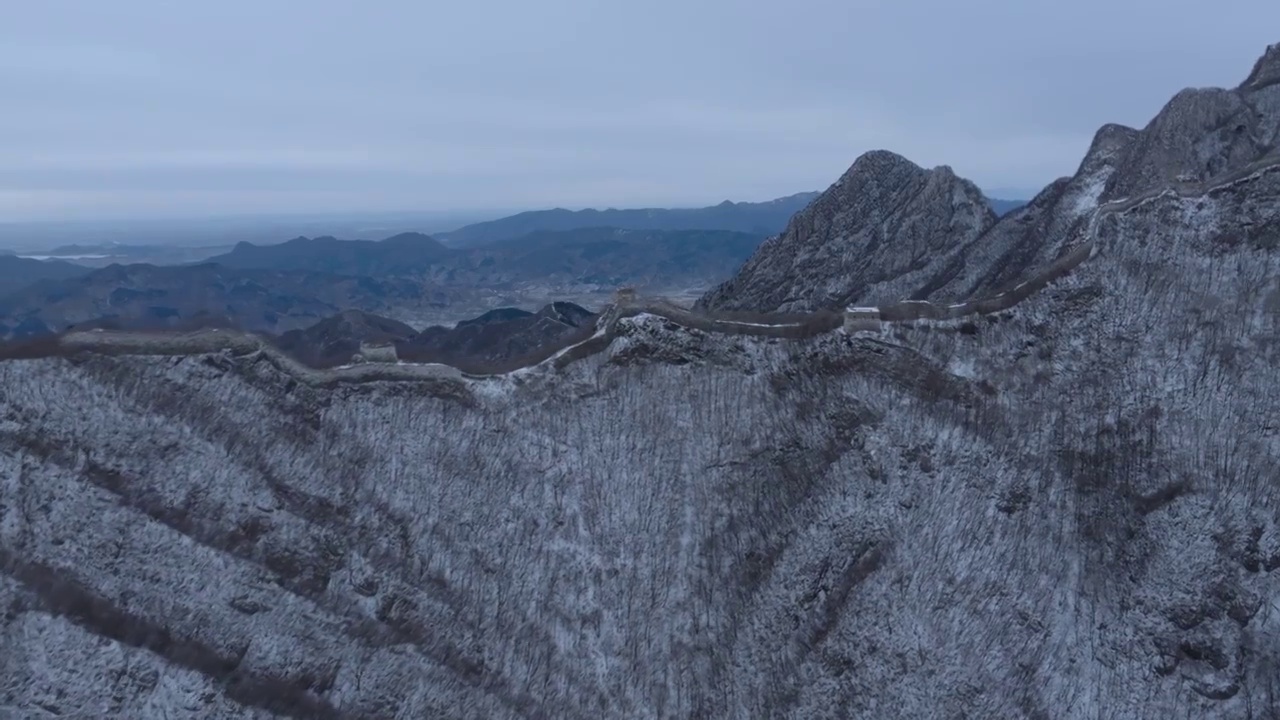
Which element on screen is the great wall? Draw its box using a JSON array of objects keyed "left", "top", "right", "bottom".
[
  {"left": 1, "top": 157, "right": 1276, "bottom": 388},
  {"left": 0, "top": 239, "right": 1096, "bottom": 387}
]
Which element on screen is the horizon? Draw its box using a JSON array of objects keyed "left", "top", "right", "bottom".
[
  {"left": 5, "top": 2, "right": 1279, "bottom": 222},
  {"left": 0, "top": 186, "right": 1024, "bottom": 229}
]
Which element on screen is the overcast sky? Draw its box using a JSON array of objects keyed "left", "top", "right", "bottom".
[{"left": 2, "top": 1, "right": 1277, "bottom": 221}]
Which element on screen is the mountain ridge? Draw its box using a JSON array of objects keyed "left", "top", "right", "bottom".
[
  {"left": 1, "top": 42, "right": 1279, "bottom": 720},
  {"left": 435, "top": 192, "right": 822, "bottom": 247}
]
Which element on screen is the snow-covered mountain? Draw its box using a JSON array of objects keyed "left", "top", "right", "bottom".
[{"left": 2, "top": 43, "right": 1279, "bottom": 720}]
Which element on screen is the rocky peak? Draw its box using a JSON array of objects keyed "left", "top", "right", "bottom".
[
  {"left": 1240, "top": 42, "right": 1280, "bottom": 91},
  {"left": 1102, "top": 86, "right": 1262, "bottom": 199},
  {"left": 913, "top": 42, "right": 1280, "bottom": 304},
  {"left": 1101, "top": 44, "right": 1280, "bottom": 202},
  {"left": 697, "top": 150, "right": 995, "bottom": 313},
  {"left": 1082, "top": 123, "right": 1139, "bottom": 170}
]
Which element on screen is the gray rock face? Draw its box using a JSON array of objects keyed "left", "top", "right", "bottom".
[
  {"left": 2, "top": 43, "right": 1280, "bottom": 720},
  {"left": 703, "top": 46, "right": 1280, "bottom": 314},
  {"left": 697, "top": 150, "right": 997, "bottom": 313},
  {"left": 921, "top": 122, "right": 1138, "bottom": 300}
]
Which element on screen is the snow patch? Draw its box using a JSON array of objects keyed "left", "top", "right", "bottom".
[
  {"left": 948, "top": 355, "right": 978, "bottom": 379},
  {"left": 1069, "top": 168, "right": 1110, "bottom": 218}
]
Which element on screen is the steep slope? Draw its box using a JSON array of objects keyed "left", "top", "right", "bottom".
[
  {"left": 703, "top": 42, "right": 1280, "bottom": 314},
  {"left": 435, "top": 193, "right": 820, "bottom": 247},
  {"left": 919, "top": 44, "right": 1280, "bottom": 302},
  {"left": 917, "top": 122, "right": 1140, "bottom": 300},
  {"left": 697, "top": 151, "right": 997, "bottom": 313},
  {"left": 1, "top": 43, "right": 1280, "bottom": 720}
]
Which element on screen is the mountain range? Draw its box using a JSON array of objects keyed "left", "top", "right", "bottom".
[
  {"left": 0, "top": 227, "right": 766, "bottom": 340},
  {"left": 209, "top": 227, "right": 765, "bottom": 290},
  {"left": 434, "top": 192, "right": 822, "bottom": 247},
  {"left": 1, "top": 42, "right": 1277, "bottom": 719},
  {"left": 0, "top": 192, "right": 1024, "bottom": 333},
  {"left": 0, "top": 254, "right": 91, "bottom": 297},
  {"left": 0, "top": 262, "right": 457, "bottom": 339}
]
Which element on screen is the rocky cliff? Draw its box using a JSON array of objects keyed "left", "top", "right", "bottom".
[
  {"left": 697, "top": 150, "right": 997, "bottom": 312},
  {"left": 701, "top": 43, "right": 1280, "bottom": 314},
  {"left": 2, "top": 44, "right": 1280, "bottom": 720}
]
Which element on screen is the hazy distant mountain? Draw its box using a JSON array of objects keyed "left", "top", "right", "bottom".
[
  {"left": 0, "top": 262, "right": 452, "bottom": 340},
  {"left": 210, "top": 227, "right": 765, "bottom": 291},
  {"left": 0, "top": 255, "right": 91, "bottom": 297},
  {"left": 435, "top": 193, "right": 821, "bottom": 247},
  {"left": 0, "top": 226, "right": 760, "bottom": 340},
  {"left": 13, "top": 241, "right": 238, "bottom": 269},
  {"left": 0, "top": 209, "right": 506, "bottom": 251},
  {"left": 987, "top": 197, "right": 1027, "bottom": 215},
  {"left": 211, "top": 232, "right": 451, "bottom": 276},
  {"left": 467, "top": 227, "right": 764, "bottom": 288}
]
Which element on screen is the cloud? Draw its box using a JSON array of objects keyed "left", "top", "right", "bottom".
[{"left": 2, "top": 0, "right": 1278, "bottom": 219}]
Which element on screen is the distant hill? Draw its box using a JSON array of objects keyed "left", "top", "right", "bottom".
[
  {"left": 209, "top": 227, "right": 765, "bottom": 291},
  {"left": 435, "top": 193, "right": 821, "bottom": 247},
  {"left": 275, "top": 309, "right": 419, "bottom": 367},
  {"left": 0, "top": 255, "right": 91, "bottom": 297},
  {"left": 210, "top": 232, "right": 450, "bottom": 275},
  {"left": 987, "top": 198, "right": 1028, "bottom": 216},
  {"left": 0, "top": 262, "right": 453, "bottom": 340},
  {"left": 397, "top": 301, "right": 597, "bottom": 371},
  {"left": 0, "top": 225, "right": 764, "bottom": 341}
]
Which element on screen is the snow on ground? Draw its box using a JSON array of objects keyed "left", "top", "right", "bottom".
[{"left": 1069, "top": 167, "right": 1110, "bottom": 219}]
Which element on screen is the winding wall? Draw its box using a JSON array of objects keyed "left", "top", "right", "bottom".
[{"left": 3, "top": 159, "right": 1274, "bottom": 385}]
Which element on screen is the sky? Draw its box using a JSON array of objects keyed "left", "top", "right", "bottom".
[{"left": 2, "top": 1, "right": 1277, "bottom": 221}]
